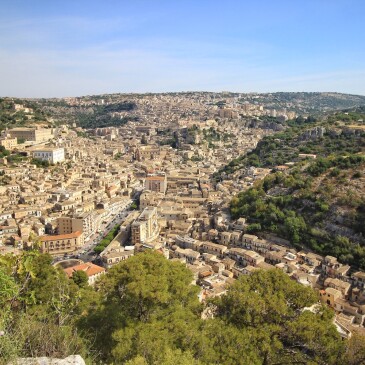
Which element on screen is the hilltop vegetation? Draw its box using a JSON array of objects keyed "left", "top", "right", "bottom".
[
  {"left": 258, "top": 92, "right": 365, "bottom": 115},
  {"left": 3, "top": 250, "right": 363, "bottom": 365},
  {"left": 0, "top": 98, "right": 51, "bottom": 131},
  {"left": 38, "top": 99, "right": 138, "bottom": 129}
]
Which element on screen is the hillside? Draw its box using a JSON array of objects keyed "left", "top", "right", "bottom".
[
  {"left": 36, "top": 98, "right": 137, "bottom": 129},
  {"left": 216, "top": 108, "right": 365, "bottom": 179},
  {"left": 0, "top": 98, "right": 52, "bottom": 131},
  {"left": 253, "top": 92, "right": 365, "bottom": 115},
  {"left": 228, "top": 109, "right": 365, "bottom": 270},
  {"left": 1, "top": 91, "right": 364, "bottom": 130}
]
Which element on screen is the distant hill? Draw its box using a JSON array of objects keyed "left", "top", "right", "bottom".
[
  {"left": 254, "top": 92, "right": 365, "bottom": 115},
  {"left": 215, "top": 108, "right": 365, "bottom": 179},
  {"left": 1, "top": 91, "right": 364, "bottom": 130}
]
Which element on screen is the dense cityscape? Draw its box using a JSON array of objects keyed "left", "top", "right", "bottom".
[
  {"left": 2, "top": 1, "right": 365, "bottom": 364},
  {"left": 0, "top": 92, "right": 365, "bottom": 364}
]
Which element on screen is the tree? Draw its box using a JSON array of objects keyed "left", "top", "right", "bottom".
[
  {"left": 283, "top": 213, "right": 307, "bottom": 244},
  {"left": 93, "top": 245, "right": 104, "bottom": 254},
  {"left": 345, "top": 332, "right": 365, "bottom": 365},
  {"left": 213, "top": 269, "right": 344, "bottom": 364},
  {"left": 246, "top": 223, "right": 262, "bottom": 234},
  {"left": 79, "top": 251, "right": 201, "bottom": 363},
  {"left": 0, "top": 252, "right": 90, "bottom": 364},
  {"left": 72, "top": 270, "right": 89, "bottom": 288},
  {"left": 125, "top": 348, "right": 202, "bottom": 365}
]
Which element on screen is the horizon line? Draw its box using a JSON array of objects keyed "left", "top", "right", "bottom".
[{"left": 2, "top": 90, "right": 365, "bottom": 100}]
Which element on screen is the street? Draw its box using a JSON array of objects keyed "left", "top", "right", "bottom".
[{"left": 54, "top": 199, "right": 133, "bottom": 264}]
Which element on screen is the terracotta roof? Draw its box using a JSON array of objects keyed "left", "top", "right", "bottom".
[
  {"left": 40, "top": 231, "right": 82, "bottom": 241},
  {"left": 64, "top": 262, "right": 105, "bottom": 278}
]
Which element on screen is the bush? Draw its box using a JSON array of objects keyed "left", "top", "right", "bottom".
[
  {"left": 353, "top": 171, "right": 362, "bottom": 179},
  {"left": 330, "top": 168, "right": 340, "bottom": 177}
]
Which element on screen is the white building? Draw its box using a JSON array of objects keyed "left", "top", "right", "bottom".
[{"left": 32, "top": 148, "right": 65, "bottom": 164}]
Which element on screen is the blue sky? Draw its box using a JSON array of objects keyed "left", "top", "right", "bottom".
[{"left": 1, "top": 0, "right": 365, "bottom": 97}]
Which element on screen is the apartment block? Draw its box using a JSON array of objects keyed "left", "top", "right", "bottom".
[
  {"left": 40, "top": 231, "right": 84, "bottom": 255},
  {"left": 131, "top": 207, "right": 160, "bottom": 245},
  {"left": 58, "top": 212, "right": 98, "bottom": 238}
]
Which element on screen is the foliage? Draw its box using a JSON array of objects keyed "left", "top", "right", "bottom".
[
  {"left": 0, "top": 251, "right": 93, "bottom": 364},
  {"left": 307, "top": 155, "right": 365, "bottom": 177},
  {"left": 214, "top": 269, "right": 344, "bottom": 365},
  {"left": 130, "top": 201, "right": 138, "bottom": 210},
  {"left": 31, "top": 158, "right": 51, "bottom": 168},
  {"left": 0, "top": 146, "right": 10, "bottom": 158},
  {"left": 72, "top": 270, "right": 89, "bottom": 288},
  {"left": 114, "top": 152, "right": 122, "bottom": 160},
  {"left": 0, "top": 98, "right": 49, "bottom": 131},
  {"left": 93, "top": 224, "right": 120, "bottom": 253},
  {"left": 230, "top": 161, "right": 365, "bottom": 268},
  {"left": 77, "top": 252, "right": 347, "bottom": 365},
  {"left": 214, "top": 108, "right": 365, "bottom": 181},
  {"left": 344, "top": 332, "right": 365, "bottom": 365},
  {"left": 17, "top": 138, "right": 25, "bottom": 144},
  {"left": 0, "top": 250, "right": 351, "bottom": 365},
  {"left": 79, "top": 251, "right": 201, "bottom": 364},
  {"left": 74, "top": 102, "right": 137, "bottom": 129}
]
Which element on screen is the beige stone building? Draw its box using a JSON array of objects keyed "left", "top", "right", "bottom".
[
  {"left": 8, "top": 127, "right": 53, "bottom": 142},
  {"left": 40, "top": 231, "right": 84, "bottom": 255},
  {"left": 0, "top": 137, "right": 17, "bottom": 150},
  {"left": 145, "top": 174, "right": 167, "bottom": 193},
  {"left": 57, "top": 212, "right": 97, "bottom": 238}
]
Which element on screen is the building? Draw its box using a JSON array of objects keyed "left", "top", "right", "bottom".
[
  {"left": 58, "top": 212, "right": 98, "bottom": 238},
  {"left": 32, "top": 148, "right": 65, "bottom": 164},
  {"left": 8, "top": 127, "right": 53, "bottom": 142},
  {"left": 40, "top": 231, "right": 84, "bottom": 255},
  {"left": 173, "top": 247, "right": 200, "bottom": 264},
  {"left": 322, "top": 255, "right": 350, "bottom": 278},
  {"left": 229, "top": 248, "right": 265, "bottom": 267},
  {"left": 64, "top": 262, "right": 105, "bottom": 285},
  {"left": 102, "top": 250, "right": 134, "bottom": 268},
  {"left": 0, "top": 137, "right": 17, "bottom": 150},
  {"left": 131, "top": 207, "right": 160, "bottom": 245},
  {"left": 201, "top": 242, "right": 228, "bottom": 257},
  {"left": 145, "top": 174, "right": 167, "bottom": 193}
]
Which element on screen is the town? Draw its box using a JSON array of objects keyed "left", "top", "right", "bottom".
[{"left": 0, "top": 93, "right": 364, "bottom": 341}]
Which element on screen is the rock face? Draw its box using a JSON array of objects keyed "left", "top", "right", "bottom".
[
  {"left": 8, "top": 355, "right": 85, "bottom": 365},
  {"left": 298, "top": 126, "right": 326, "bottom": 141}
]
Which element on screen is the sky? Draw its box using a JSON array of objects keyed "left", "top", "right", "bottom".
[{"left": 1, "top": 0, "right": 365, "bottom": 97}]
